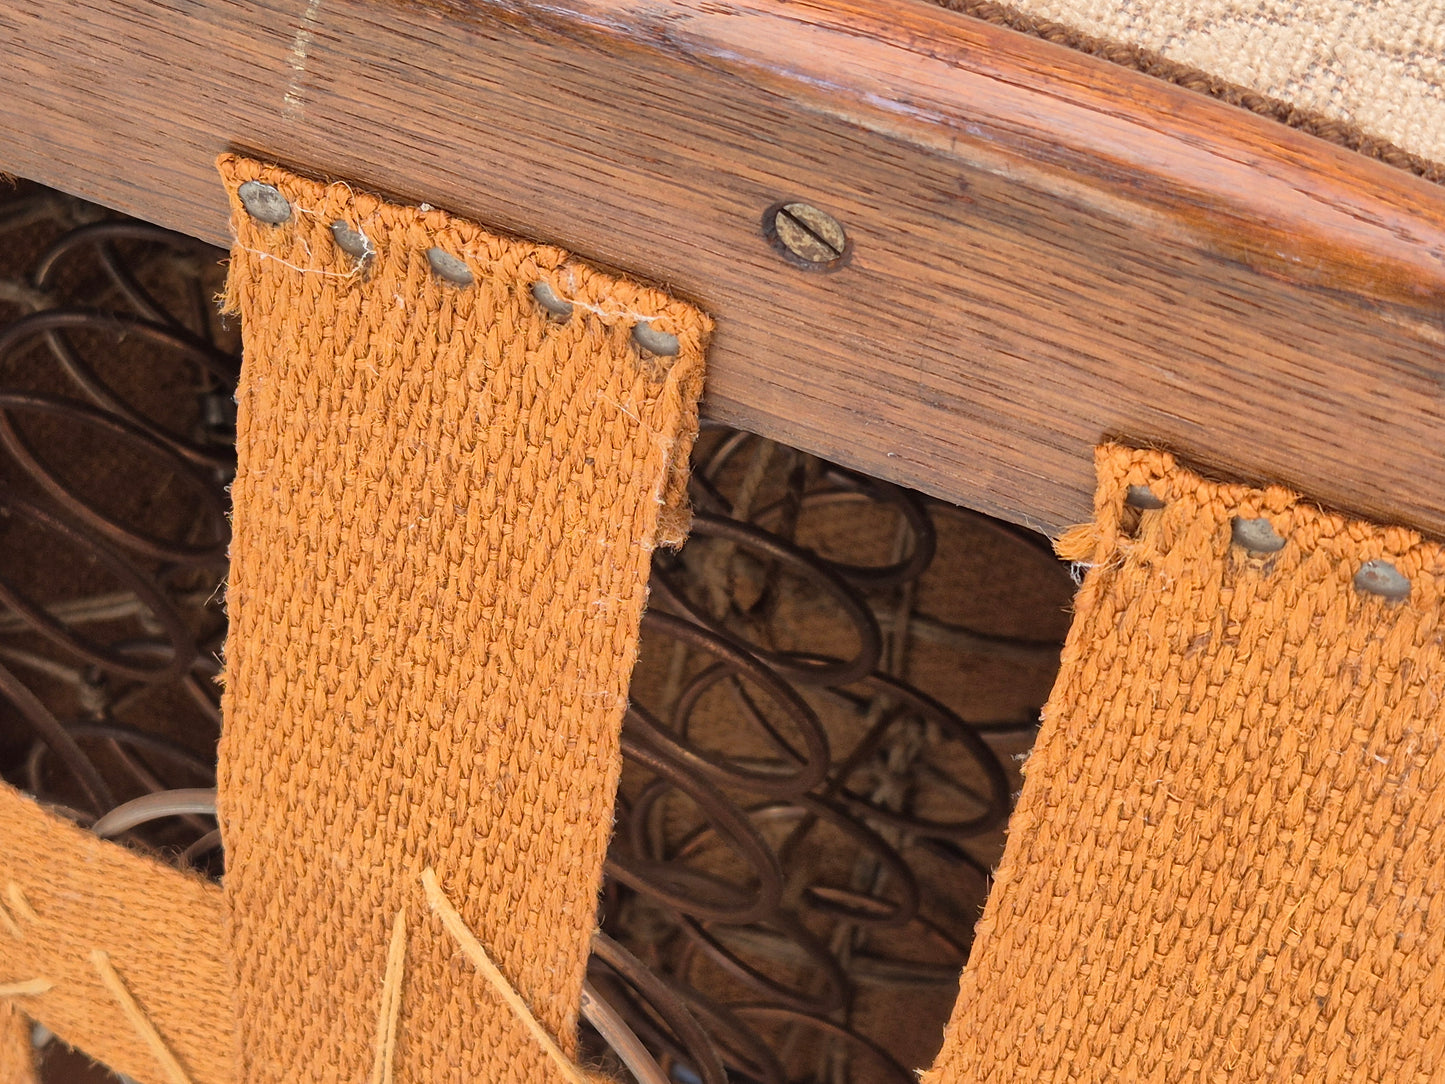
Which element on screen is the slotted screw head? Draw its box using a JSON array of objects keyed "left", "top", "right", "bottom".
[{"left": 765, "top": 202, "right": 849, "bottom": 270}]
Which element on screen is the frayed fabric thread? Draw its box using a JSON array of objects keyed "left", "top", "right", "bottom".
[{"left": 0, "top": 980, "right": 51, "bottom": 998}]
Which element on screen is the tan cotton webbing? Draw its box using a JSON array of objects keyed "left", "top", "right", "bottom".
[
  {"left": 925, "top": 445, "right": 1445, "bottom": 1082},
  {"left": 0, "top": 784, "right": 231, "bottom": 1084},
  {"left": 0, "top": 1004, "right": 35, "bottom": 1084},
  {"left": 215, "top": 156, "right": 708, "bottom": 1084}
]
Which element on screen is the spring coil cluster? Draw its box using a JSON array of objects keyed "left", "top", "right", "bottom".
[{"left": 0, "top": 186, "right": 1071, "bottom": 1083}]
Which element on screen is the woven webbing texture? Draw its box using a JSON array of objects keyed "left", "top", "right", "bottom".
[
  {"left": 0, "top": 784, "right": 231, "bottom": 1084},
  {"left": 925, "top": 445, "right": 1445, "bottom": 1082},
  {"left": 216, "top": 156, "right": 709, "bottom": 1084},
  {"left": 0, "top": 1004, "right": 34, "bottom": 1084}
]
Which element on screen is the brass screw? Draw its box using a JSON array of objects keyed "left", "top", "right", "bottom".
[{"left": 764, "top": 202, "right": 849, "bottom": 270}]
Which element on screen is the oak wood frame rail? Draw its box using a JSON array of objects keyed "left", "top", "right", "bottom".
[{"left": 4, "top": 0, "right": 1444, "bottom": 536}]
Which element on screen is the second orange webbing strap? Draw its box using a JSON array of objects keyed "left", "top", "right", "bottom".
[{"left": 926, "top": 446, "right": 1445, "bottom": 1082}]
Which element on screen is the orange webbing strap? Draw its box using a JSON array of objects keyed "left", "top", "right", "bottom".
[
  {"left": 0, "top": 1002, "right": 36, "bottom": 1084},
  {"left": 926, "top": 445, "right": 1445, "bottom": 1082},
  {"left": 0, "top": 783, "right": 232, "bottom": 1084},
  {"left": 215, "top": 157, "right": 708, "bottom": 1084}
]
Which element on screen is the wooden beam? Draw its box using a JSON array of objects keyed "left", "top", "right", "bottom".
[{"left": 3, "top": 0, "right": 1444, "bottom": 535}]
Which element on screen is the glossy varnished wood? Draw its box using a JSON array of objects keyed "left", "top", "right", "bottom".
[{"left": 3, "top": 0, "right": 1444, "bottom": 534}]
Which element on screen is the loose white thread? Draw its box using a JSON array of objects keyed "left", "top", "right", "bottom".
[
  {"left": 595, "top": 392, "right": 673, "bottom": 465},
  {"left": 420, "top": 868, "right": 587, "bottom": 1084},
  {"left": 233, "top": 244, "right": 360, "bottom": 282},
  {"left": 564, "top": 295, "right": 666, "bottom": 325},
  {"left": 557, "top": 269, "right": 666, "bottom": 325}
]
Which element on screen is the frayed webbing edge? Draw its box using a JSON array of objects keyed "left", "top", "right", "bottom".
[{"left": 1053, "top": 522, "right": 1098, "bottom": 564}]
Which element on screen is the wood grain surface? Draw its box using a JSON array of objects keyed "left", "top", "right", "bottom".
[{"left": 2, "top": 0, "right": 1444, "bottom": 535}]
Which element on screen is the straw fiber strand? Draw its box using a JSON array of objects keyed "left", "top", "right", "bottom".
[
  {"left": 216, "top": 157, "right": 709, "bottom": 1084},
  {"left": 925, "top": 445, "right": 1445, "bottom": 1082},
  {"left": 0, "top": 784, "right": 231, "bottom": 1084}
]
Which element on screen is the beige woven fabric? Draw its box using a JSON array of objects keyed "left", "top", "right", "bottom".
[
  {"left": 926, "top": 445, "right": 1445, "bottom": 1082},
  {"left": 985, "top": 0, "right": 1445, "bottom": 168},
  {"left": 216, "top": 157, "right": 709, "bottom": 1084}
]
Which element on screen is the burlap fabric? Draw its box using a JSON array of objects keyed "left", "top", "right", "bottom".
[{"left": 0, "top": 159, "right": 711, "bottom": 1084}]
